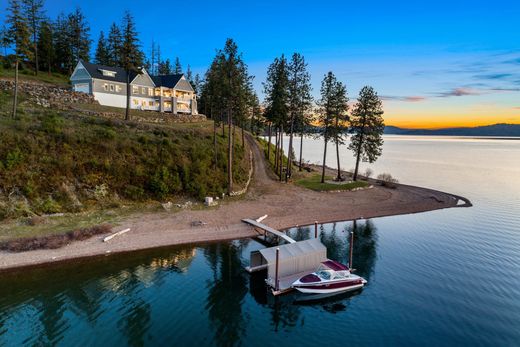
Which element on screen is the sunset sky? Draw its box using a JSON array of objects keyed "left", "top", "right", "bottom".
[{"left": 2, "top": 0, "right": 519, "bottom": 128}]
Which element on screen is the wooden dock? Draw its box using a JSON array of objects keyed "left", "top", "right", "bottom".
[{"left": 242, "top": 218, "right": 296, "bottom": 244}]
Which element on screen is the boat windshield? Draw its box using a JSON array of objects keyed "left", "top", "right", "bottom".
[{"left": 316, "top": 270, "right": 332, "bottom": 280}]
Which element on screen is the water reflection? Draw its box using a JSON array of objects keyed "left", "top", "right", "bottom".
[{"left": 204, "top": 241, "right": 249, "bottom": 347}]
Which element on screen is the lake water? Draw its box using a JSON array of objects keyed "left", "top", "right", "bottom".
[{"left": 1, "top": 136, "right": 519, "bottom": 346}]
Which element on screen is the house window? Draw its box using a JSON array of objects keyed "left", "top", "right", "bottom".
[
  {"left": 148, "top": 101, "right": 154, "bottom": 106},
  {"left": 133, "top": 99, "right": 139, "bottom": 105},
  {"left": 115, "top": 85, "right": 121, "bottom": 92},
  {"left": 132, "top": 86, "right": 139, "bottom": 94},
  {"left": 109, "top": 84, "right": 114, "bottom": 92},
  {"left": 103, "top": 84, "right": 108, "bottom": 91},
  {"left": 141, "top": 87, "right": 146, "bottom": 94},
  {"left": 148, "top": 88, "right": 153, "bottom": 96}
]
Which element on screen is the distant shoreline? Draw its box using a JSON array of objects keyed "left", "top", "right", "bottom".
[{"left": 0, "top": 135, "right": 471, "bottom": 273}]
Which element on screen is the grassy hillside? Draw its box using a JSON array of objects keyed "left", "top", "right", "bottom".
[{"left": 0, "top": 89, "right": 249, "bottom": 221}]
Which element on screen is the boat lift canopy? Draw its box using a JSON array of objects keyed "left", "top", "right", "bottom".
[{"left": 254, "top": 238, "right": 327, "bottom": 288}]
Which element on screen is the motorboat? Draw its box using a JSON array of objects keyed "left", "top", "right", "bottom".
[{"left": 292, "top": 260, "right": 367, "bottom": 294}]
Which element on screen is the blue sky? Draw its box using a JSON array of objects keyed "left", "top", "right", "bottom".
[{"left": 2, "top": 0, "right": 520, "bottom": 127}]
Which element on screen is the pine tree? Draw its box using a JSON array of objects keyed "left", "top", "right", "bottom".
[
  {"left": 52, "top": 13, "right": 71, "bottom": 72},
  {"left": 330, "top": 80, "right": 349, "bottom": 181},
  {"left": 348, "top": 86, "right": 385, "bottom": 181},
  {"left": 94, "top": 31, "right": 110, "bottom": 65},
  {"left": 0, "top": 25, "right": 9, "bottom": 56},
  {"left": 158, "top": 58, "right": 171, "bottom": 75},
  {"left": 120, "top": 11, "right": 144, "bottom": 121},
  {"left": 6, "top": 0, "right": 31, "bottom": 119},
  {"left": 107, "top": 22, "right": 122, "bottom": 66},
  {"left": 67, "top": 7, "right": 91, "bottom": 72},
  {"left": 174, "top": 56, "right": 182, "bottom": 74},
  {"left": 37, "top": 19, "right": 53, "bottom": 74},
  {"left": 193, "top": 73, "right": 202, "bottom": 96},
  {"left": 287, "top": 53, "right": 313, "bottom": 179},
  {"left": 186, "top": 64, "right": 193, "bottom": 82},
  {"left": 263, "top": 54, "right": 290, "bottom": 179},
  {"left": 22, "top": 0, "right": 44, "bottom": 74},
  {"left": 317, "top": 72, "right": 344, "bottom": 183}
]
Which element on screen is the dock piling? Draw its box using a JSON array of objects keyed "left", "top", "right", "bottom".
[
  {"left": 314, "top": 221, "right": 318, "bottom": 238},
  {"left": 349, "top": 231, "right": 354, "bottom": 270},
  {"left": 275, "top": 247, "right": 280, "bottom": 291}
]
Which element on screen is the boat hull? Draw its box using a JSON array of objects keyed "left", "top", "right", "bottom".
[{"left": 294, "top": 281, "right": 365, "bottom": 294}]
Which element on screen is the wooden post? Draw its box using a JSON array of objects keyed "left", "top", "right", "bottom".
[
  {"left": 314, "top": 221, "right": 318, "bottom": 238},
  {"left": 275, "top": 247, "right": 280, "bottom": 291},
  {"left": 349, "top": 231, "right": 354, "bottom": 270}
]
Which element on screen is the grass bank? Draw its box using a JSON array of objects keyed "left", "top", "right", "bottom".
[
  {"left": 0, "top": 89, "right": 249, "bottom": 227},
  {"left": 295, "top": 174, "right": 369, "bottom": 191}
]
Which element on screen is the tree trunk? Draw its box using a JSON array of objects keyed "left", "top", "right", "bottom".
[
  {"left": 299, "top": 131, "right": 304, "bottom": 171},
  {"left": 34, "top": 26, "right": 39, "bottom": 75},
  {"left": 221, "top": 115, "right": 225, "bottom": 137},
  {"left": 279, "top": 126, "right": 284, "bottom": 181},
  {"left": 125, "top": 72, "right": 131, "bottom": 121},
  {"left": 286, "top": 114, "right": 295, "bottom": 182},
  {"left": 213, "top": 116, "right": 217, "bottom": 170},
  {"left": 241, "top": 124, "right": 244, "bottom": 148},
  {"left": 12, "top": 60, "right": 19, "bottom": 119},
  {"left": 336, "top": 137, "right": 341, "bottom": 181},
  {"left": 321, "top": 137, "right": 328, "bottom": 183},
  {"left": 335, "top": 116, "right": 341, "bottom": 181},
  {"left": 353, "top": 123, "right": 366, "bottom": 181},
  {"left": 274, "top": 128, "right": 279, "bottom": 170},
  {"left": 267, "top": 123, "right": 272, "bottom": 160},
  {"left": 227, "top": 109, "right": 233, "bottom": 194}
]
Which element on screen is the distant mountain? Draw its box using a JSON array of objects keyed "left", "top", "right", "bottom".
[{"left": 384, "top": 123, "right": 520, "bottom": 137}]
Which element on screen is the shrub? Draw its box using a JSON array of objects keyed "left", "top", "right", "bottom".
[
  {"left": 39, "top": 196, "right": 62, "bottom": 214},
  {"left": 377, "top": 173, "right": 399, "bottom": 188},
  {"left": 364, "top": 168, "right": 374, "bottom": 178},
  {"left": 40, "top": 113, "right": 64, "bottom": 134},
  {"left": 124, "top": 185, "right": 145, "bottom": 200},
  {"left": 4, "top": 148, "right": 23, "bottom": 170}
]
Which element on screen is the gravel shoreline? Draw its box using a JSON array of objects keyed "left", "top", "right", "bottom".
[{"left": 0, "top": 135, "right": 470, "bottom": 272}]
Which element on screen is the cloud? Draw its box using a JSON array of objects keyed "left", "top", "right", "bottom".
[
  {"left": 514, "top": 107, "right": 520, "bottom": 110},
  {"left": 437, "top": 87, "right": 482, "bottom": 97},
  {"left": 475, "top": 73, "right": 514, "bottom": 80},
  {"left": 381, "top": 95, "right": 427, "bottom": 102},
  {"left": 503, "top": 57, "right": 520, "bottom": 65},
  {"left": 491, "top": 87, "right": 520, "bottom": 92}
]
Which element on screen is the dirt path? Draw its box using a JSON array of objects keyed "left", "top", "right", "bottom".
[{"left": 0, "top": 134, "right": 469, "bottom": 272}]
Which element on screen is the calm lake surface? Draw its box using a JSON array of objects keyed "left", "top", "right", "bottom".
[{"left": 1, "top": 135, "right": 520, "bottom": 346}]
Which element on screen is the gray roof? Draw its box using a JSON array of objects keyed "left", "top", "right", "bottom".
[
  {"left": 78, "top": 59, "right": 139, "bottom": 84},
  {"left": 151, "top": 74, "right": 194, "bottom": 92}
]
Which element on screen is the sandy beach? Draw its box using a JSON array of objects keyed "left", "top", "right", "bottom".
[{"left": 0, "top": 135, "right": 470, "bottom": 272}]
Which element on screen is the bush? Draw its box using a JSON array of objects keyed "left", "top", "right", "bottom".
[
  {"left": 40, "top": 113, "right": 64, "bottom": 134},
  {"left": 124, "top": 185, "right": 145, "bottom": 200},
  {"left": 364, "top": 168, "right": 374, "bottom": 178},
  {"left": 377, "top": 173, "right": 399, "bottom": 189},
  {"left": 39, "top": 196, "right": 62, "bottom": 214}
]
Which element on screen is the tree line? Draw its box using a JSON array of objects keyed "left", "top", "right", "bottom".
[{"left": 261, "top": 55, "right": 385, "bottom": 182}]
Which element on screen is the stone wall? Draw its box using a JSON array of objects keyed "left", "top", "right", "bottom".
[{"left": 0, "top": 78, "right": 96, "bottom": 108}]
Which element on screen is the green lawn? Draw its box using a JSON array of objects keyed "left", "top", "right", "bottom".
[
  {"left": 295, "top": 174, "right": 369, "bottom": 191},
  {"left": 0, "top": 67, "right": 70, "bottom": 86}
]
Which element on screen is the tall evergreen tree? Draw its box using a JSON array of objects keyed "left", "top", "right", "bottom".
[
  {"left": 107, "top": 22, "right": 123, "bottom": 66},
  {"left": 348, "top": 86, "right": 385, "bottom": 181},
  {"left": 0, "top": 25, "right": 9, "bottom": 56},
  {"left": 330, "top": 80, "right": 349, "bottom": 181},
  {"left": 6, "top": 0, "right": 31, "bottom": 118},
  {"left": 94, "top": 31, "right": 110, "bottom": 65},
  {"left": 120, "top": 11, "right": 144, "bottom": 121},
  {"left": 52, "top": 13, "right": 71, "bottom": 72},
  {"left": 174, "top": 56, "right": 182, "bottom": 74},
  {"left": 121, "top": 11, "right": 144, "bottom": 69},
  {"left": 22, "top": 0, "right": 44, "bottom": 74},
  {"left": 67, "top": 7, "right": 91, "bottom": 71},
  {"left": 158, "top": 58, "right": 171, "bottom": 75},
  {"left": 287, "top": 53, "right": 313, "bottom": 179},
  {"left": 317, "top": 72, "right": 343, "bottom": 183},
  {"left": 193, "top": 73, "right": 202, "bottom": 96},
  {"left": 263, "top": 54, "right": 290, "bottom": 179},
  {"left": 37, "top": 19, "right": 53, "bottom": 74}
]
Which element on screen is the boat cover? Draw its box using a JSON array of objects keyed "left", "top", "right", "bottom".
[{"left": 259, "top": 238, "right": 327, "bottom": 280}]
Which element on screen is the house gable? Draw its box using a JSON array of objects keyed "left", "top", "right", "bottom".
[
  {"left": 131, "top": 68, "right": 155, "bottom": 87},
  {"left": 173, "top": 76, "right": 194, "bottom": 92},
  {"left": 70, "top": 61, "right": 92, "bottom": 81}
]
